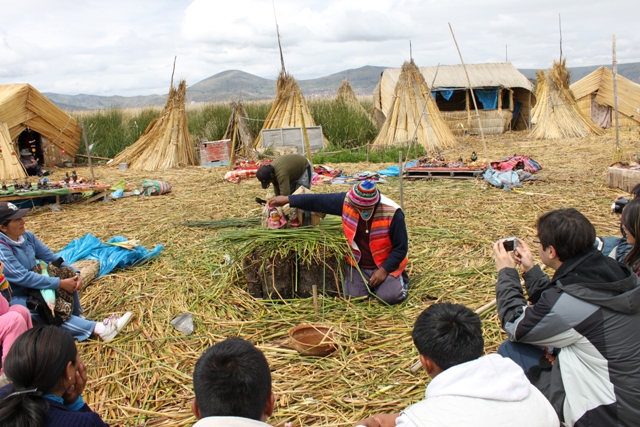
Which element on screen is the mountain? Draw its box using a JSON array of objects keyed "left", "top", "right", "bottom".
[
  {"left": 44, "top": 63, "right": 640, "bottom": 111},
  {"left": 519, "top": 62, "right": 640, "bottom": 84}
]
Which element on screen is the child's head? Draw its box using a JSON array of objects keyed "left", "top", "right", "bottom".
[
  {"left": 192, "top": 338, "right": 273, "bottom": 421},
  {"left": 536, "top": 208, "right": 596, "bottom": 262},
  {"left": 412, "top": 303, "right": 484, "bottom": 373}
]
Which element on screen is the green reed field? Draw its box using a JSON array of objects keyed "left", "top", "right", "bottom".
[{"left": 71, "top": 98, "right": 425, "bottom": 163}]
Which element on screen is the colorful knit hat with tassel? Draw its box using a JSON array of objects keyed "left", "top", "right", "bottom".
[{"left": 347, "top": 180, "right": 380, "bottom": 208}]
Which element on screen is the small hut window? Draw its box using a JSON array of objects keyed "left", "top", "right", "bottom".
[
  {"left": 472, "top": 88, "right": 499, "bottom": 110},
  {"left": 501, "top": 89, "right": 512, "bottom": 110},
  {"left": 432, "top": 89, "right": 467, "bottom": 111}
]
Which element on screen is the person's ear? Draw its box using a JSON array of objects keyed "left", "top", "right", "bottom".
[
  {"left": 419, "top": 354, "right": 441, "bottom": 378},
  {"left": 547, "top": 245, "right": 557, "bottom": 259},
  {"left": 64, "top": 361, "right": 75, "bottom": 385},
  {"left": 262, "top": 391, "right": 275, "bottom": 420},
  {"left": 191, "top": 399, "right": 202, "bottom": 420}
]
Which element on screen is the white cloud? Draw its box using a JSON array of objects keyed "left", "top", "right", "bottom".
[{"left": 0, "top": 0, "right": 637, "bottom": 96}]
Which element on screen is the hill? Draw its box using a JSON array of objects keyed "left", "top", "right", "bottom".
[{"left": 44, "top": 63, "right": 640, "bottom": 111}]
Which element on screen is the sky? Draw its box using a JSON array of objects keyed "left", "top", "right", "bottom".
[{"left": 0, "top": 0, "right": 637, "bottom": 97}]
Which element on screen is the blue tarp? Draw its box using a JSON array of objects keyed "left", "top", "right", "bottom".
[
  {"left": 378, "top": 160, "right": 418, "bottom": 177},
  {"left": 474, "top": 88, "right": 499, "bottom": 109},
  {"left": 483, "top": 166, "right": 521, "bottom": 190},
  {"left": 57, "top": 233, "right": 163, "bottom": 277},
  {"left": 432, "top": 89, "right": 455, "bottom": 100}
]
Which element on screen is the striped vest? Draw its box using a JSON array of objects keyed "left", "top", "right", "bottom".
[{"left": 342, "top": 195, "right": 407, "bottom": 277}]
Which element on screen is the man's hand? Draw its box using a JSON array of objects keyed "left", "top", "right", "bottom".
[
  {"left": 368, "top": 267, "right": 389, "bottom": 288},
  {"left": 269, "top": 196, "right": 289, "bottom": 208},
  {"left": 355, "top": 414, "right": 399, "bottom": 427},
  {"left": 74, "top": 274, "right": 83, "bottom": 292},
  {"left": 63, "top": 361, "right": 87, "bottom": 405},
  {"left": 493, "top": 240, "right": 516, "bottom": 272},
  {"left": 513, "top": 239, "right": 535, "bottom": 273}
]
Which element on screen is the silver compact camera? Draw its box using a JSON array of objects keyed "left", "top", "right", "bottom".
[{"left": 500, "top": 237, "right": 518, "bottom": 252}]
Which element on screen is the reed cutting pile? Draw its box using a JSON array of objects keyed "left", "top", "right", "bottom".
[
  {"left": 252, "top": 70, "right": 328, "bottom": 150},
  {"left": 21, "top": 128, "right": 639, "bottom": 426},
  {"left": 530, "top": 59, "right": 604, "bottom": 139},
  {"left": 223, "top": 101, "right": 255, "bottom": 158},
  {"left": 0, "top": 122, "right": 27, "bottom": 180},
  {"left": 335, "top": 80, "right": 375, "bottom": 125},
  {"left": 372, "top": 60, "right": 458, "bottom": 152},
  {"left": 111, "top": 80, "right": 198, "bottom": 170}
]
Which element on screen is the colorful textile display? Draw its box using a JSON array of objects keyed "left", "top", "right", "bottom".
[{"left": 490, "top": 155, "right": 542, "bottom": 174}]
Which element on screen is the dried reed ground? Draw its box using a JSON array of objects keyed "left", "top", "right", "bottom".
[{"left": 24, "top": 129, "right": 638, "bottom": 426}]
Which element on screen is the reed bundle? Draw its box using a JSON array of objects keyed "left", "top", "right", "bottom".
[
  {"left": 0, "top": 122, "right": 27, "bottom": 180},
  {"left": 252, "top": 71, "right": 328, "bottom": 149},
  {"left": 530, "top": 60, "right": 604, "bottom": 139},
  {"left": 372, "top": 60, "right": 458, "bottom": 151},
  {"left": 111, "top": 80, "right": 198, "bottom": 171},
  {"left": 20, "top": 128, "right": 640, "bottom": 426},
  {"left": 182, "top": 218, "right": 261, "bottom": 229},
  {"left": 335, "top": 81, "right": 375, "bottom": 125},
  {"left": 223, "top": 101, "right": 255, "bottom": 158}
]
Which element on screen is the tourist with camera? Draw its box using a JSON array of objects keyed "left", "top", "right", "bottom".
[
  {"left": 620, "top": 197, "right": 640, "bottom": 276},
  {"left": 493, "top": 208, "right": 640, "bottom": 426}
]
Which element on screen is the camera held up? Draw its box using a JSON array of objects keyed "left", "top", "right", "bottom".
[
  {"left": 501, "top": 237, "right": 518, "bottom": 252},
  {"left": 612, "top": 198, "right": 630, "bottom": 215}
]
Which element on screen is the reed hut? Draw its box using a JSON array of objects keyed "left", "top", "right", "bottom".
[
  {"left": 251, "top": 70, "right": 328, "bottom": 152},
  {"left": 0, "top": 84, "right": 82, "bottom": 167},
  {"left": 335, "top": 80, "right": 375, "bottom": 124},
  {"left": 530, "top": 60, "right": 603, "bottom": 139},
  {"left": 0, "top": 122, "right": 27, "bottom": 181},
  {"left": 570, "top": 66, "right": 640, "bottom": 129},
  {"left": 223, "top": 101, "right": 254, "bottom": 159},
  {"left": 373, "top": 63, "right": 535, "bottom": 134},
  {"left": 111, "top": 80, "right": 197, "bottom": 171},
  {"left": 371, "top": 60, "right": 458, "bottom": 151}
]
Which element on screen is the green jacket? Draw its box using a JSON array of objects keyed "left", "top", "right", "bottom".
[{"left": 272, "top": 154, "right": 310, "bottom": 196}]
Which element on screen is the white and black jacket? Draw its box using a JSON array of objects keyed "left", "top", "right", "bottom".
[{"left": 496, "top": 249, "right": 640, "bottom": 427}]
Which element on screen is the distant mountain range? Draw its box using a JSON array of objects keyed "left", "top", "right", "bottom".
[{"left": 44, "top": 63, "right": 640, "bottom": 111}]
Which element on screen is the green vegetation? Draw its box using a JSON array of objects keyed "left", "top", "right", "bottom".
[
  {"left": 312, "top": 143, "right": 427, "bottom": 164},
  {"left": 71, "top": 98, "right": 410, "bottom": 163}
]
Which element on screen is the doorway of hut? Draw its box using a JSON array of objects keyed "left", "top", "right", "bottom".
[{"left": 18, "top": 129, "right": 45, "bottom": 166}]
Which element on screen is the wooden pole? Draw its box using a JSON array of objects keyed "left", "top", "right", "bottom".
[
  {"left": 612, "top": 35, "right": 620, "bottom": 154},
  {"left": 229, "top": 110, "right": 239, "bottom": 170},
  {"left": 312, "top": 284, "right": 319, "bottom": 315},
  {"left": 298, "top": 93, "right": 313, "bottom": 163},
  {"left": 448, "top": 23, "right": 486, "bottom": 151},
  {"left": 80, "top": 122, "right": 95, "bottom": 183},
  {"left": 399, "top": 151, "right": 404, "bottom": 210},
  {"left": 410, "top": 298, "right": 497, "bottom": 373}
]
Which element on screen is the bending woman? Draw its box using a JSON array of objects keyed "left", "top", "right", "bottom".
[
  {"left": 621, "top": 197, "right": 640, "bottom": 276},
  {"left": 0, "top": 202, "right": 131, "bottom": 341},
  {"left": 0, "top": 326, "right": 109, "bottom": 426}
]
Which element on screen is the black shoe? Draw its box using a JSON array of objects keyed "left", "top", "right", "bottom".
[{"left": 42, "top": 171, "right": 51, "bottom": 176}]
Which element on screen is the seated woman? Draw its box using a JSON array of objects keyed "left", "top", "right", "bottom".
[
  {"left": 0, "top": 202, "right": 131, "bottom": 342},
  {"left": 0, "top": 326, "right": 109, "bottom": 426},
  {"left": 621, "top": 197, "right": 640, "bottom": 276},
  {"left": 0, "top": 283, "right": 31, "bottom": 386}
]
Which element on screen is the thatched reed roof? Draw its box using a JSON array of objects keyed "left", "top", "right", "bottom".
[
  {"left": 570, "top": 66, "right": 640, "bottom": 125},
  {"left": 252, "top": 71, "right": 328, "bottom": 149},
  {"left": 374, "top": 63, "right": 534, "bottom": 120},
  {"left": 371, "top": 60, "right": 458, "bottom": 151},
  {"left": 223, "top": 101, "right": 254, "bottom": 158},
  {"left": 0, "top": 122, "right": 27, "bottom": 181},
  {"left": 530, "top": 60, "right": 603, "bottom": 139},
  {"left": 0, "top": 84, "right": 82, "bottom": 157},
  {"left": 111, "top": 80, "right": 198, "bottom": 171},
  {"left": 335, "top": 80, "right": 375, "bottom": 124}
]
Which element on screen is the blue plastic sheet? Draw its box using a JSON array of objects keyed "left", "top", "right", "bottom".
[
  {"left": 474, "top": 88, "right": 498, "bottom": 109},
  {"left": 432, "top": 89, "right": 455, "bottom": 100},
  {"left": 378, "top": 160, "right": 418, "bottom": 177},
  {"left": 57, "top": 233, "right": 163, "bottom": 277},
  {"left": 483, "top": 166, "right": 521, "bottom": 190}
]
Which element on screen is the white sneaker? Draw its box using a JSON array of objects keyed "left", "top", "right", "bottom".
[{"left": 98, "top": 312, "right": 133, "bottom": 342}]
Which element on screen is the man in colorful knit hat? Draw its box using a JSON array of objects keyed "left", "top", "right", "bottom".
[{"left": 269, "top": 180, "right": 408, "bottom": 304}]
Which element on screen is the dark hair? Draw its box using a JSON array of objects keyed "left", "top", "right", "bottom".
[
  {"left": 412, "top": 303, "right": 484, "bottom": 371},
  {"left": 631, "top": 183, "right": 640, "bottom": 199},
  {"left": 193, "top": 338, "right": 271, "bottom": 420},
  {"left": 255, "top": 165, "right": 275, "bottom": 182},
  {"left": 622, "top": 198, "right": 640, "bottom": 270},
  {"left": 536, "top": 208, "right": 596, "bottom": 261},
  {"left": 0, "top": 326, "right": 77, "bottom": 427}
]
